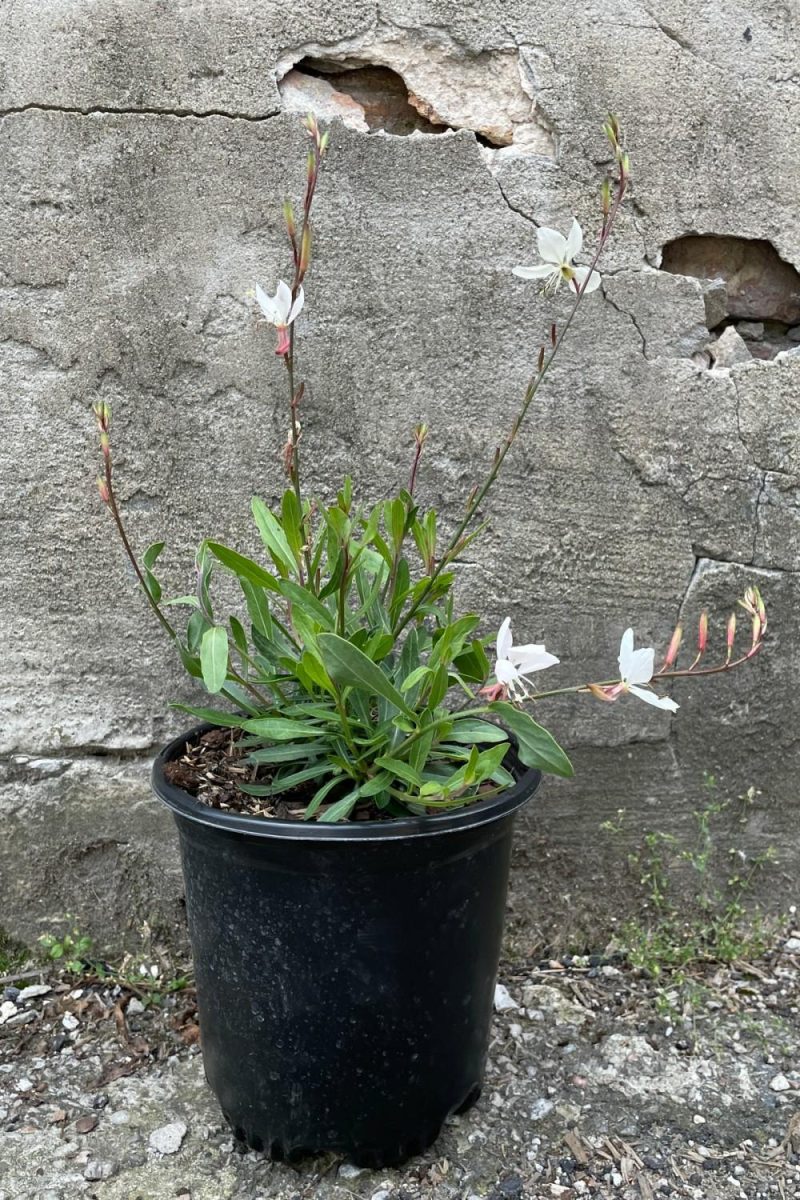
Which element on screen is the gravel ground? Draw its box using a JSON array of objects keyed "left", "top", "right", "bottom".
[{"left": 1, "top": 939, "right": 799, "bottom": 1200}]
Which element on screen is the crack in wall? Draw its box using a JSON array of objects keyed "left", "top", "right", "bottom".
[
  {"left": 601, "top": 286, "right": 649, "bottom": 358},
  {"left": 0, "top": 102, "right": 282, "bottom": 123}
]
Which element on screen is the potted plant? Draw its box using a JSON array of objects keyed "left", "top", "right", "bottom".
[{"left": 94, "top": 115, "right": 766, "bottom": 1166}]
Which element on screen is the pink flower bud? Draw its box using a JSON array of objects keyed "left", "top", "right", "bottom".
[
  {"left": 299, "top": 225, "right": 312, "bottom": 276},
  {"left": 751, "top": 613, "right": 762, "bottom": 649},
  {"left": 664, "top": 624, "right": 682, "bottom": 668},
  {"left": 587, "top": 683, "right": 617, "bottom": 703},
  {"left": 99, "top": 431, "right": 110, "bottom": 459},
  {"left": 275, "top": 325, "right": 291, "bottom": 357},
  {"left": 96, "top": 475, "right": 110, "bottom": 505},
  {"left": 283, "top": 199, "right": 296, "bottom": 242},
  {"left": 697, "top": 611, "right": 708, "bottom": 653},
  {"left": 726, "top": 613, "right": 736, "bottom": 658}
]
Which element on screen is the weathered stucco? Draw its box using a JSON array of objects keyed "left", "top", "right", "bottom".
[{"left": 1, "top": 0, "right": 798, "bottom": 951}]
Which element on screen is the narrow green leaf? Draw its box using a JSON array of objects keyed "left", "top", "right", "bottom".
[
  {"left": 277, "top": 579, "right": 336, "bottom": 630},
  {"left": 446, "top": 719, "right": 509, "bottom": 744},
  {"left": 248, "top": 741, "right": 327, "bottom": 764},
  {"left": 251, "top": 497, "right": 296, "bottom": 575},
  {"left": 304, "top": 773, "right": 345, "bottom": 820},
  {"left": 318, "top": 633, "right": 412, "bottom": 716},
  {"left": 318, "top": 788, "right": 360, "bottom": 823},
  {"left": 200, "top": 625, "right": 229, "bottom": 694},
  {"left": 143, "top": 541, "right": 165, "bottom": 569},
  {"left": 375, "top": 755, "right": 423, "bottom": 788},
  {"left": 242, "top": 717, "right": 327, "bottom": 740},
  {"left": 206, "top": 541, "right": 279, "bottom": 591},
  {"left": 170, "top": 703, "right": 247, "bottom": 728},
  {"left": 239, "top": 761, "right": 332, "bottom": 797},
  {"left": 489, "top": 702, "right": 574, "bottom": 778}
]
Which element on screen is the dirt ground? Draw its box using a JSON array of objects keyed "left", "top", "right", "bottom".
[{"left": 1, "top": 937, "right": 798, "bottom": 1200}]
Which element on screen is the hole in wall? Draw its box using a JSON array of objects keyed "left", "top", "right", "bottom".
[
  {"left": 661, "top": 234, "right": 800, "bottom": 362},
  {"left": 281, "top": 60, "right": 447, "bottom": 137}
]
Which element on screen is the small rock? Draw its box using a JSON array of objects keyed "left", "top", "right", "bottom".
[
  {"left": 84, "top": 1160, "right": 116, "bottom": 1181},
  {"left": 0, "top": 1001, "right": 18, "bottom": 1023},
  {"left": 495, "top": 1176, "right": 524, "bottom": 1199},
  {"left": 149, "top": 1120, "right": 188, "bottom": 1154},
  {"left": 709, "top": 325, "right": 752, "bottom": 368},
  {"left": 110, "top": 1109, "right": 130, "bottom": 1125},
  {"left": 127, "top": 997, "right": 146, "bottom": 1015},
  {"left": 75, "top": 1114, "right": 99, "bottom": 1134},
  {"left": 17, "top": 984, "right": 51, "bottom": 1003},
  {"left": 701, "top": 277, "right": 729, "bottom": 329},
  {"left": 16, "top": 1077, "right": 34, "bottom": 1093},
  {"left": 769, "top": 1073, "right": 792, "bottom": 1092},
  {"left": 339, "top": 1162, "right": 368, "bottom": 1179},
  {"left": 787, "top": 326, "right": 800, "bottom": 342},
  {"left": 693, "top": 1114, "right": 706, "bottom": 1124},
  {"left": 782, "top": 937, "right": 800, "bottom": 954},
  {"left": 737, "top": 320, "right": 764, "bottom": 340},
  {"left": 2, "top": 987, "right": 20, "bottom": 1002},
  {"left": 530, "top": 1098, "right": 555, "bottom": 1121},
  {"left": 372, "top": 1190, "right": 391, "bottom": 1200},
  {"left": 493, "top": 983, "right": 518, "bottom": 1012},
  {"left": 61, "top": 1013, "right": 79, "bottom": 1032},
  {"left": 4, "top": 1010, "right": 36, "bottom": 1027}
]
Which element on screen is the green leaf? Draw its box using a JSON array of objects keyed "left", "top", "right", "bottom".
[
  {"left": 375, "top": 755, "right": 423, "bottom": 789},
  {"left": 229, "top": 615, "right": 249, "bottom": 660},
  {"left": 446, "top": 719, "right": 508, "bottom": 744},
  {"left": 200, "top": 625, "right": 229, "bottom": 694},
  {"left": 242, "top": 717, "right": 327, "bottom": 740},
  {"left": 318, "top": 788, "right": 360, "bottom": 823},
  {"left": 239, "top": 761, "right": 332, "bottom": 797},
  {"left": 304, "top": 773, "right": 345, "bottom": 820},
  {"left": 318, "top": 633, "right": 413, "bottom": 716},
  {"left": 171, "top": 703, "right": 246, "bottom": 728},
  {"left": 143, "top": 541, "right": 165, "bottom": 569},
  {"left": 489, "top": 702, "right": 574, "bottom": 778},
  {"left": 277, "top": 579, "right": 336, "bottom": 630},
  {"left": 163, "top": 594, "right": 201, "bottom": 609},
  {"left": 248, "top": 741, "right": 327, "bottom": 764},
  {"left": 358, "top": 771, "right": 393, "bottom": 797},
  {"left": 401, "top": 665, "right": 432, "bottom": 693},
  {"left": 206, "top": 541, "right": 280, "bottom": 591},
  {"left": 251, "top": 497, "right": 296, "bottom": 576}
]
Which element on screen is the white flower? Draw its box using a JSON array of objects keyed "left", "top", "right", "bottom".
[
  {"left": 255, "top": 280, "right": 304, "bottom": 328},
  {"left": 618, "top": 628, "right": 678, "bottom": 712},
  {"left": 513, "top": 220, "right": 601, "bottom": 296},
  {"left": 494, "top": 617, "right": 559, "bottom": 700}
]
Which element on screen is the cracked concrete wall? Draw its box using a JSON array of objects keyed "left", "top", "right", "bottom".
[{"left": 1, "top": 0, "right": 799, "bottom": 952}]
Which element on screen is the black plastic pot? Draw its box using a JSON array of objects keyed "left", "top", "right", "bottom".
[{"left": 153, "top": 725, "right": 540, "bottom": 1167}]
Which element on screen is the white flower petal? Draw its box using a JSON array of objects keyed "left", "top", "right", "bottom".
[
  {"left": 564, "top": 218, "right": 583, "bottom": 261},
  {"left": 276, "top": 280, "right": 293, "bottom": 324},
  {"left": 512, "top": 264, "right": 557, "bottom": 280},
  {"left": 572, "top": 265, "right": 602, "bottom": 294},
  {"left": 255, "top": 282, "right": 280, "bottom": 323},
  {"left": 536, "top": 226, "right": 568, "bottom": 265},
  {"left": 627, "top": 646, "right": 655, "bottom": 685},
  {"left": 288, "top": 285, "right": 305, "bottom": 324},
  {"left": 496, "top": 617, "right": 513, "bottom": 662},
  {"left": 629, "top": 684, "right": 679, "bottom": 713},
  {"left": 510, "top": 644, "right": 560, "bottom": 673},
  {"left": 495, "top": 658, "right": 520, "bottom": 686},
  {"left": 618, "top": 628, "right": 635, "bottom": 678}
]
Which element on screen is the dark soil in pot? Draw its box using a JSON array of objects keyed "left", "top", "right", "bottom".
[{"left": 153, "top": 724, "right": 541, "bottom": 1167}]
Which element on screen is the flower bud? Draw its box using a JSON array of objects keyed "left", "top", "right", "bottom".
[
  {"left": 319, "top": 130, "right": 330, "bottom": 154},
  {"left": 664, "top": 624, "right": 682, "bottom": 667},
  {"left": 537, "top": 346, "right": 545, "bottom": 372},
  {"left": 99, "top": 431, "right": 110, "bottom": 459},
  {"left": 600, "top": 177, "right": 612, "bottom": 216},
  {"left": 751, "top": 613, "right": 762, "bottom": 649},
  {"left": 93, "top": 400, "right": 110, "bottom": 431},
  {"left": 299, "top": 225, "right": 312, "bottom": 276},
  {"left": 726, "top": 613, "right": 736, "bottom": 659},
  {"left": 96, "top": 475, "right": 110, "bottom": 504},
  {"left": 697, "top": 610, "right": 708, "bottom": 653},
  {"left": 588, "top": 683, "right": 616, "bottom": 703},
  {"left": 414, "top": 423, "right": 429, "bottom": 448},
  {"left": 550, "top": 322, "right": 557, "bottom": 347}
]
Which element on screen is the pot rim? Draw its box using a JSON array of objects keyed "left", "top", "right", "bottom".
[{"left": 152, "top": 723, "right": 541, "bottom": 842}]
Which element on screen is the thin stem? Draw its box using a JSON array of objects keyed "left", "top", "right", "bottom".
[{"left": 394, "top": 172, "right": 628, "bottom": 638}]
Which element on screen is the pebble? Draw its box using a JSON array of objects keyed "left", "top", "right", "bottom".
[
  {"left": 372, "top": 1190, "right": 391, "bottom": 1200},
  {"left": 17, "top": 984, "right": 51, "bottom": 1002},
  {"left": 783, "top": 937, "right": 800, "bottom": 954},
  {"left": 0, "top": 1001, "right": 18, "bottom": 1023},
  {"left": 530, "top": 1098, "right": 555, "bottom": 1121},
  {"left": 769, "top": 1073, "right": 792, "bottom": 1092},
  {"left": 709, "top": 325, "right": 752, "bottom": 368},
  {"left": 4, "top": 1010, "right": 36, "bottom": 1027},
  {"left": 127, "top": 997, "right": 146, "bottom": 1015},
  {"left": 110, "top": 1109, "right": 130, "bottom": 1125},
  {"left": 16, "top": 1077, "right": 34, "bottom": 1092},
  {"left": 339, "top": 1162, "right": 368, "bottom": 1179},
  {"left": 149, "top": 1121, "right": 188, "bottom": 1154},
  {"left": 693, "top": 1114, "right": 706, "bottom": 1124},
  {"left": 493, "top": 984, "right": 518, "bottom": 1012},
  {"left": 84, "top": 1160, "right": 116, "bottom": 1181},
  {"left": 737, "top": 320, "right": 765, "bottom": 340},
  {"left": 61, "top": 1013, "right": 79, "bottom": 1032}
]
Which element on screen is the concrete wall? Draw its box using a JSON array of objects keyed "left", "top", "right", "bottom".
[{"left": 1, "top": 0, "right": 798, "bottom": 952}]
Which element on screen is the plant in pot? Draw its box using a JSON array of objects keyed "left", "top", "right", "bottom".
[{"left": 93, "top": 115, "right": 767, "bottom": 1166}]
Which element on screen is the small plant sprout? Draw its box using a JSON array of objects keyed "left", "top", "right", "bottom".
[{"left": 94, "top": 114, "right": 767, "bottom": 822}]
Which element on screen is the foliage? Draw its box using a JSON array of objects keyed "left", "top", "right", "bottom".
[
  {"left": 601, "top": 779, "right": 778, "bottom": 983},
  {"left": 93, "top": 114, "right": 766, "bottom": 822}
]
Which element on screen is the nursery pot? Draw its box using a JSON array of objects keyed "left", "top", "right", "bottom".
[{"left": 153, "top": 725, "right": 541, "bottom": 1167}]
